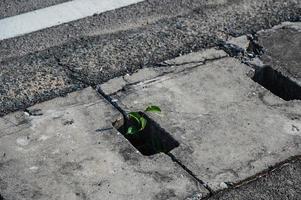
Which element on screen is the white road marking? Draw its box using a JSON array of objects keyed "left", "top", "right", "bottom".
[{"left": 0, "top": 0, "right": 143, "bottom": 40}]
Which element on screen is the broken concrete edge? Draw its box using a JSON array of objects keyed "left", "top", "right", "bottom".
[
  {"left": 98, "top": 44, "right": 300, "bottom": 107},
  {"left": 201, "top": 155, "right": 301, "bottom": 200},
  {"left": 0, "top": 87, "right": 210, "bottom": 199},
  {"left": 99, "top": 48, "right": 229, "bottom": 96},
  {"left": 223, "top": 21, "right": 301, "bottom": 87},
  {"left": 231, "top": 155, "right": 301, "bottom": 188},
  {"left": 0, "top": 83, "right": 87, "bottom": 118}
]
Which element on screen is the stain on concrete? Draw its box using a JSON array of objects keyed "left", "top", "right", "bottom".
[{"left": 154, "top": 189, "right": 177, "bottom": 200}]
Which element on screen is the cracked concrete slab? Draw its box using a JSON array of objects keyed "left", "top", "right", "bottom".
[
  {"left": 0, "top": 87, "right": 208, "bottom": 200},
  {"left": 223, "top": 22, "right": 301, "bottom": 101},
  {"left": 105, "top": 49, "right": 301, "bottom": 191},
  {"left": 208, "top": 157, "right": 301, "bottom": 200},
  {"left": 225, "top": 21, "right": 301, "bottom": 83}
]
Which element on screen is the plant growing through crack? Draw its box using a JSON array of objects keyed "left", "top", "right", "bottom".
[{"left": 126, "top": 105, "right": 161, "bottom": 135}]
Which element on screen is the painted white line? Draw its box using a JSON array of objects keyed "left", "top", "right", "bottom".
[{"left": 0, "top": 0, "right": 143, "bottom": 40}]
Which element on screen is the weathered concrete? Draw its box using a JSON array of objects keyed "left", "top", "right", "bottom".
[
  {"left": 0, "top": 87, "right": 208, "bottom": 200},
  {"left": 257, "top": 22, "right": 301, "bottom": 80},
  {"left": 105, "top": 49, "right": 301, "bottom": 191},
  {"left": 225, "top": 22, "right": 301, "bottom": 82},
  {"left": 1, "top": 0, "right": 300, "bottom": 116},
  {"left": 223, "top": 22, "right": 301, "bottom": 101},
  {"left": 208, "top": 157, "right": 301, "bottom": 200}
]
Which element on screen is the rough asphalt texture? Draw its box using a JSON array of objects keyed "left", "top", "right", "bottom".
[
  {"left": 208, "top": 157, "right": 301, "bottom": 200},
  {"left": 0, "top": 0, "right": 300, "bottom": 116},
  {"left": 0, "top": 0, "right": 228, "bottom": 61},
  {"left": 0, "top": 0, "right": 71, "bottom": 19}
]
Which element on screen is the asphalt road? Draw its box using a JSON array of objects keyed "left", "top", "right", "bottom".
[
  {"left": 0, "top": 0, "right": 71, "bottom": 19},
  {"left": 0, "top": 0, "right": 225, "bottom": 61}
]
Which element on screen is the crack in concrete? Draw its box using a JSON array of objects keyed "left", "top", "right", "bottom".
[
  {"left": 218, "top": 34, "right": 264, "bottom": 61},
  {"left": 94, "top": 77, "right": 216, "bottom": 195},
  {"left": 156, "top": 54, "right": 228, "bottom": 67},
  {"left": 5, "top": 26, "right": 298, "bottom": 198},
  {"left": 24, "top": 108, "right": 43, "bottom": 116},
  {"left": 200, "top": 155, "right": 301, "bottom": 199},
  {"left": 90, "top": 56, "right": 233, "bottom": 196},
  {"left": 217, "top": 28, "right": 268, "bottom": 62},
  {"left": 103, "top": 55, "right": 228, "bottom": 97},
  {"left": 232, "top": 155, "right": 301, "bottom": 188},
  {"left": 166, "top": 152, "right": 214, "bottom": 196},
  {"left": 62, "top": 50, "right": 301, "bottom": 197}
]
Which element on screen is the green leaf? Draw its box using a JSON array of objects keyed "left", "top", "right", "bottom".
[
  {"left": 128, "top": 112, "right": 141, "bottom": 125},
  {"left": 127, "top": 126, "right": 139, "bottom": 135},
  {"left": 145, "top": 105, "right": 161, "bottom": 113},
  {"left": 139, "top": 117, "right": 147, "bottom": 131}
]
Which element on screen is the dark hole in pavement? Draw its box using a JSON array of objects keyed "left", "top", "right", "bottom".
[
  {"left": 113, "top": 113, "right": 179, "bottom": 156},
  {"left": 252, "top": 66, "right": 301, "bottom": 101}
]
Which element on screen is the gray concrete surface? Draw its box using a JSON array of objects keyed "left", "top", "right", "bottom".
[
  {"left": 0, "top": 87, "right": 208, "bottom": 200},
  {"left": 104, "top": 48, "right": 301, "bottom": 191},
  {"left": 223, "top": 22, "right": 301, "bottom": 101},
  {"left": 208, "top": 157, "right": 301, "bottom": 200},
  {"left": 0, "top": 0, "right": 70, "bottom": 19},
  {"left": 1, "top": 1, "right": 300, "bottom": 117},
  {"left": 224, "top": 22, "right": 301, "bottom": 82},
  {"left": 257, "top": 22, "right": 301, "bottom": 81}
]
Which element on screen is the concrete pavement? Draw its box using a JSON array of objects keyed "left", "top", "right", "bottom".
[
  {"left": 208, "top": 157, "right": 301, "bottom": 200},
  {"left": 0, "top": 87, "right": 208, "bottom": 200},
  {"left": 103, "top": 47, "right": 301, "bottom": 191},
  {"left": 0, "top": 0, "right": 301, "bottom": 199}
]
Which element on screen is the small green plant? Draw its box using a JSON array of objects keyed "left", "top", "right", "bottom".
[{"left": 126, "top": 105, "right": 161, "bottom": 135}]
